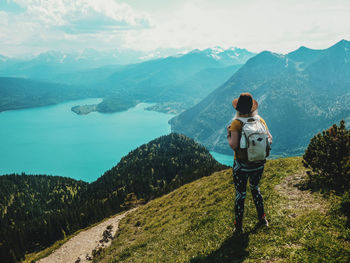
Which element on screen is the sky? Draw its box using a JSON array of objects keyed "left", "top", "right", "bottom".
[{"left": 0, "top": 0, "right": 349, "bottom": 58}]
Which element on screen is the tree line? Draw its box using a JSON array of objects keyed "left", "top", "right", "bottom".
[{"left": 0, "top": 133, "right": 226, "bottom": 263}]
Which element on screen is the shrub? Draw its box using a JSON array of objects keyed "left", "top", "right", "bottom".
[
  {"left": 303, "top": 120, "right": 350, "bottom": 192},
  {"left": 340, "top": 191, "right": 350, "bottom": 226}
]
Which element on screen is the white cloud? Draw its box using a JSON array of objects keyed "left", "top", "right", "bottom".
[
  {"left": 0, "top": 0, "right": 152, "bottom": 56},
  {"left": 0, "top": 10, "right": 8, "bottom": 25},
  {"left": 121, "top": 0, "right": 350, "bottom": 54},
  {"left": 1, "top": 0, "right": 350, "bottom": 57},
  {"left": 12, "top": 0, "right": 151, "bottom": 30}
]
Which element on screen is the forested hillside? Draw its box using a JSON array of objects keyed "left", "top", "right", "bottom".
[
  {"left": 89, "top": 133, "right": 225, "bottom": 202},
  {"left": 0, "top": 133, "right": 225, "bottom": 263},
  {"left": 170, "top": 40, "right": 350, "bottom": 157},
  {"left": 0, "top": 77, "right": 97, "bottom": 112},
  {"left": 0, "top": 175, "right": 88, "bottom": 263},
  {"left": 0, "top": 48, "right": 252, "bottom": 114}
]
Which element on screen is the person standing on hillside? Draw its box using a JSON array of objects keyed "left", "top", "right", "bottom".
[{"left": 226, "top": 93, "right": 272, "bottom": 233}]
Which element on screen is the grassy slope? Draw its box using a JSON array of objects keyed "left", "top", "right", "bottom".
[{"left": 95, "top": 157, "right": 350, "bottom": 263}]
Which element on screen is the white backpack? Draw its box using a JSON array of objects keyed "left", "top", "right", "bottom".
[{"left": 236, "top": 116, "right": 270, "bottom": 163}]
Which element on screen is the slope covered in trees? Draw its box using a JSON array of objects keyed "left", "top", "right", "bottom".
[
  {"left": 0, "top": 77, "right": 96, "bottom": 112},
  {"left": 170, "top": 40, "right": 350, "bottom": 157},
  {"left": 89, "top": 133, "right": 225, "bottom": 203},
  {"left": 0, "top": 175, "right": 88, "bottom": 263},
  {"left": 0, "top": 48, "right": 253, "bottom": 114},
  {"left": 0, "top": 133, "right": 225, "bottom": 263}
]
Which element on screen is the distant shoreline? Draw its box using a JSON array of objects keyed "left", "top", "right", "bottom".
[{"left": 71, "top": 104, "right": 98, "bottom": 115}]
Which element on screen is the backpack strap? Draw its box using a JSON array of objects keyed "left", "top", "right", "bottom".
[{"left": 236, "top": 115, "right": 260, "bottom": 125}]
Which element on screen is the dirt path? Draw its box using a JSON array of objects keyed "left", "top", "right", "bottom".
[
  {"left": 274, "top": 172, "right": 328, "bottom": 217},
  {"left": 38, "top": 208, "right": 137, "bottom": 263}
]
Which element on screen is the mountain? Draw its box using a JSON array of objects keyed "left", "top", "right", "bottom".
[
  {"left": 99, "top": 48, "right": 254, "bottom": 110},
  {"left": 0, "top": 77, "right": 97, "bottom": 112},
  {"left": 0, "top": 133, "right": 225, "bottom": 263},
  {"left": 0, "top": 47, "right": 254, "bottom": 114},
  {"left": 170, "top": 40, "right": 350, "bottom": 157},
  {"left": 0, "top": 50, "right": 118, "bottom": 80},
  {"left": 0, "top": 48, "right": 184, "bottom": 80},
  {"left": 88, "top": 133, "right": 225, "bottom": 203},
  {"left": 153, "top": 64, "right": 243, "bottom": 107},
  {"left": 202, "top": 47, "right": 257, "bottom": 65},
  {"left": 0, "top": 47, "right": 254, "bottom": 81}
]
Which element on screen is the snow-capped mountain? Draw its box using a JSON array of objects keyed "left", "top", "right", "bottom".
[
  {"left": 170, "top": 39, "right": 350, "bottom": 157},
  {"left": 201, "top": 47, "right": 256, "bottom": 65}
]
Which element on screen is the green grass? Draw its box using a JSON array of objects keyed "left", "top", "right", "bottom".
[{"left": 94, "top": 157, "right": 350, "bottom": 263}]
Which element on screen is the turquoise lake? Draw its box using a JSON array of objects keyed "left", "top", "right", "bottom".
[{"left": 0, "top": 99, "right": 232, "bottom": 182}]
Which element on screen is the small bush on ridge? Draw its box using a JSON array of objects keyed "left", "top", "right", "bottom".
[{"left": 303, "top": 120, "right": 350, "bottom": 193}]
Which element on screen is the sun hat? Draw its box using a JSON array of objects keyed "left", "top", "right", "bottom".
[{"left": 232, "top": 92, "right": 258, "bottom": 114}]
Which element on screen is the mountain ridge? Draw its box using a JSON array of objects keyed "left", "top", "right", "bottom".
[
  {"left": 0, "top": 77, "right": 96, "bottom": 112},
  {"left": 0, "top": 48, "right": 254, "bottom": 114},
  {"left": 170, "top": 40, "right": 350, "bottom": 156}
]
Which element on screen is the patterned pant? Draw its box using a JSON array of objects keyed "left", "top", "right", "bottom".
[{"left": 233, "top": 165, "right": 265, "bottom": 225}]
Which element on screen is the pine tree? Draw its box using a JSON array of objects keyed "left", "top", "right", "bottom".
[{"left": 303, "top": 120, "right": 350, "bottom": 192}]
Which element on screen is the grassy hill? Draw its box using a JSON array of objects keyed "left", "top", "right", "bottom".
[{"left": 94, "top": 157, "right": 350, "bottom": 262}]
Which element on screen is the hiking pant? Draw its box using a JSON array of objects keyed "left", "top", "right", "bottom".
[{"left": 233, "top": 163, "right": 265, "bottom": 225}]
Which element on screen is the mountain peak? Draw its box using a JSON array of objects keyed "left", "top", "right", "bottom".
[
  {"left": 247, "top": 50, "right": 285, "bottom": 65},
  {"left": 183, "top": 47, "right": 255, "bottom": 66},
  {"left": 35, "top": 50, "right": 68, "bottom": 63},
  {"left": 294, "top": 46, "right": 313, "bottom": 52},
  {"left": 287, "top": 45, "right": 322, "bottom": 64},
  {"left": 205, "top": 46, "right": 225, "bottom": 53},
  {"left": 334, "top": 39, "right": 350, "bottom": 46},
  {"left": 329, "top": 39, "right": 350, "bottom": 50}
]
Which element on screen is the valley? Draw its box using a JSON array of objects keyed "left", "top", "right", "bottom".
[
  {"left": 2, "top": 1, "right": 349, "bottom": 262},
  {"left": 24, "top": 157, "right": 350, "bottom": 263},
  {"left": 0, "top": 48, "right": 250, "bottom": 115},
  {"left": 1, "top": 40, "right": 349, "bottom": 263},
  {"left": 0, "top": 99, "right": 174, "bottom": 182},
  {"left": 0, "top": 134, "right": 225, "bottom": 262}
]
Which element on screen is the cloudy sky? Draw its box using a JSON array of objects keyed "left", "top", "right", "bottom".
[{"left": 0, "top": 0, "right": 349, "bottom": 57}]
